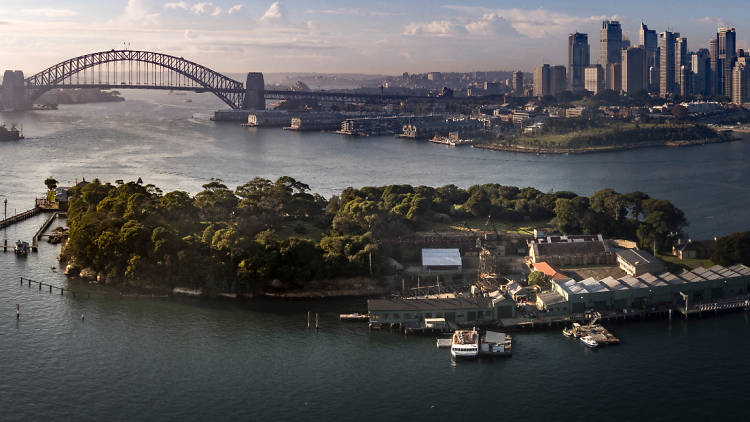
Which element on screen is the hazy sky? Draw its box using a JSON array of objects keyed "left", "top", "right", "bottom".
[{"left": 1, "top": 0, "right": 748, "bottom": 75}]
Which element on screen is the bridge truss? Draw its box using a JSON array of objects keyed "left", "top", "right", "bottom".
[{"left": 24, "top": 50, "right": 246, "bottom": 109}]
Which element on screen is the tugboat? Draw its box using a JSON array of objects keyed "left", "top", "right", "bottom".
[{"left": 0, "top": 123, "right": 23, "bottom": 141}]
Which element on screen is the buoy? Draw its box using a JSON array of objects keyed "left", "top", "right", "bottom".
[{"left": 81, "top": 314, "right": 84, "bottom": 321}]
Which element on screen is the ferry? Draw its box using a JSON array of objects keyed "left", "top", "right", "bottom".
[
  {"left": 480, "top": 331, "right": 512, "bottom": 357},
  {"left": 580, "top": 335, "right": 599, "bottom": 348},
  {"left": 450, "top": 329, "right": 479, "bottom": 359},
  {"left": 0, "top": 123, "right": 23, "bottom": 141}
]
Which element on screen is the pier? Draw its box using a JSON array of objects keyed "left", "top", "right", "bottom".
[
  {"left": 32, "top": 212, "right": 64, "bottom": 250},
  {"left": 0, "top": 207, "right": 43, "bottom": 230}
]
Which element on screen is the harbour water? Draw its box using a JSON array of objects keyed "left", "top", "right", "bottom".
[{"left": 2, "top": 92, "right": 750, "bottom": 421}]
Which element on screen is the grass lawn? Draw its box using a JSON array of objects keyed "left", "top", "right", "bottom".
[
  {"left": 657, "top": 253, "right": 714, "bottom": 272},
  {"left": 274, "top": 221, "right": 326, "bottom": 242},
  {"left": 424, "top": 216, "right": 551, "bottom": 235}
]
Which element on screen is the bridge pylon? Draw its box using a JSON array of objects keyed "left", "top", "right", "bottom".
[
  {"left": 244, "top": 72, "right": 265, "bottom": 110},
  {"left": 1, "top": 70, "right": 31, "bottom": 111}
]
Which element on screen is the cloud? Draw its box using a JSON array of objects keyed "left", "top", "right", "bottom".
[
  {"left": 164, "top": 2, "right": 229, "bottom": 16},
  {"left": 406, "top": 7, "right": 605, "bottom": 39},
  {"left": 403, "top": 20, "right": 465, "bottom": 36},
  {"left": 260, "top": 2, "right": 286, "bottom": 22},
  {"left": 304, "top": 8, "right": 400, "bottom": 17},
  {"left": 697, "top": 16, "right": 728, "bottom": 27},
  {"left": 19, "top": 8, "right": 79, "bottom": 18},
  {"left": 120, "top": 0, "right": 160, "bottom": 26},
  {"left": 227, "top": 5, "right": 244, "bottom": 15}
]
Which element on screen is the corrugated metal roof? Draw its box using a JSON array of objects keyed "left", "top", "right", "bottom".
[{"left": 422, "top": 248, "right": 462, "bottom": 267}]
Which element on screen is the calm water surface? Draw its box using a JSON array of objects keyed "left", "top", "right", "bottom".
[{"left": 1, "top": 92, "right": 749, "bottom": 421}]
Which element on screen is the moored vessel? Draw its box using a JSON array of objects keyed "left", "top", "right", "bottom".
[
  {"left": 0, "top": 123, "right": 23, "bottom": 141},
  {"left": 580, "top": 335, "right": 598, "bottom": 348},
  {"left": 450, "top": 329, "right": 479, "bottom": 359},
  {"left": 480, "top": 331, "right": 512, "bottom": 357}
]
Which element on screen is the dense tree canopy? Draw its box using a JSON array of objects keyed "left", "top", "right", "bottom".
[{"left": 63, "top": 177, "right": 688, "bottom": 292}]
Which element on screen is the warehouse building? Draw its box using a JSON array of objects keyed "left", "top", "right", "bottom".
[
  {"left": 528, "top": 234, "right": 615, "bottom": 266},
  {"left": 550, "top": 264, "right": 750, "bottom": 313},
  {"left": 616, "top": 248, "right": 666, "bottom": 276}
]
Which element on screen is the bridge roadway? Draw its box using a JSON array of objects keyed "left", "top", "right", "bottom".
[{"left": 25, "top": 84, "right": 431, "bottom": 104}]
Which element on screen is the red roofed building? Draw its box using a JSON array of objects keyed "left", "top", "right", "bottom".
[{"left": 533, "top": 262, "right": 570, "bottom": 280}]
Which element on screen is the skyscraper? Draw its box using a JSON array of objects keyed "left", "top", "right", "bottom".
[
  {"left": 533, "top": 64, "right": 551, "bottom": 97},
  {"left": 639, "top": 23, "right": 658, "bottom": 91},
  {"left": 600, "top": 20, "right": 622, "bottom": 87},
  {"left": 512, "top": 71, "right": 524, "bottom": 95},
  {"left": 675, "top": 37, "right": 689, "bottom": 95},
  {"left": 732, "top": 57, "right": 749, "bottom": 105},
  {"left": 718, "top": 27, "right": 737, "bottom": 97},
  {"left": 568, "top": 33, "right": 590, "bottom": 92},
  {"left": 709, "top": 38, "right": 719, "bottom": 95},
  {"left": 622, "top": 46, "right": 647, "bottom": 94},
  {"left": 585, "top": 65, "right": 605, "bottom": 94},
  {"left": 659, "top": 31, "right": 678, "bottom": 97},
  {"left": 550, "top": 65, "right": 567, "bottom": 96},
  {"left": 691, "top": 49, "right": 711, "bottom": 96}
]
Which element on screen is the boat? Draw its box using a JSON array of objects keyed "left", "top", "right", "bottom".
[
  {"left": 0, "top": 123, "right": 23, "bottom": 141},
  {"left": 580, "top": 335, "right": 598, "bottom": 348},
  {"left": 338, "top": 313, "right": 369, "bottom": 322},
  {"left": 562, "top": 327, "right": 574, "bottom": 337},
  {"left": 14, "top": 240, "right": 29, "bottom": 256},
  {"left": 480, "top": 331, "right": 512, "bottom": 357},
  {"left": 450, "top": 329, "right": 479, "bottom": 359},
  {"left": 184, "top": 98, "right": 193, "bottom": 103}
]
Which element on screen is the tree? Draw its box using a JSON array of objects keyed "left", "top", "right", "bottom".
[
  {"left": 527, "top": 271, "right": 549, "bottom": 290},
  {"left": 554, "top": 198, "right": 580, "bottom": 234},
  {"left": 712, "top": 231, "right": 750, "bottom": 266},
  {"left": 671, "top": 104, "right": 689, "bottom": 120},
  {"left": 44, "top": 177, "right": 58, "bottom": 191}
]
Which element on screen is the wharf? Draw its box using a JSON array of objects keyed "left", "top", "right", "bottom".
[
  {"left": 0, "top": 207, "right": 44, "bottom": 230},
  {"left": 678, "top": 298, "right": 750, "bottom": 316}
]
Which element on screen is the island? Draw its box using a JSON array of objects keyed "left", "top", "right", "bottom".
[
  {"left": 56, "top": 176, "right": 694, "bottom": 298},
  {"left": 36, "top": 88, "right": 124, "bottom": 106}
]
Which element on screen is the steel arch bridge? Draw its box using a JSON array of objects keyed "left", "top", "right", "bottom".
[{"left": 24, "top": 49, "right": 247, "bottom": 109}]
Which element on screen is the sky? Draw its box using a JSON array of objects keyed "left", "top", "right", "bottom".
[{"left": 1, "top": 0, "right": 749, "bottom": 76}]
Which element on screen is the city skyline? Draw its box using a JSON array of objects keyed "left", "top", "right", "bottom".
[{"left": 1, "top": 0, "right": 750, "bottom": 75}]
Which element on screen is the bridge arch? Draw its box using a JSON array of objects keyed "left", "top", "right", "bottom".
[{"left": 24, "top": 50, "right": 247, "bottom": 109}]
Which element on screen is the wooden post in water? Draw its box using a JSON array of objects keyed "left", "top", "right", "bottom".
[
  {"left": 315, "top": 313, "right": 319, "bottom": 330},
  {"left": 307, "top": 311, "right": 310, "bottom": 329},
  {"left": 16, "top": 304, "right": 20, "bottom": 319}
]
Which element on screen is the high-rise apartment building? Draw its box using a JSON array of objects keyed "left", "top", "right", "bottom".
[
  {"left": 601, "top": 20, "right": 622, "bottom": 87},
  {"left": 691, "top": 49, "right": 711, "bottom": 96},
  {"left": 568, "top": 33, "right": 590, "bottom": 92},
  {"left": 622, "top": 46, "right": 647, "bottom": 94},
  {"left": 659, "top": 31, "right": 678, "bottom": 97},
  {"left": 550, "top": 65, "right": 567, "bottom": 96},
  {"left": 718, "top": 27, "right": 737, "bottom": 97},
  {"left": 732, "top": 57, "right": 749, "bottom": 105},
  {"left": 533, "top": 64, "right": 551, "bottom": 97},
  {"left": 512, "top": 71, "right": 524, "bottom": 95},
  {"left": 585, "top": 65, "right": 605, "bottom": 94}
]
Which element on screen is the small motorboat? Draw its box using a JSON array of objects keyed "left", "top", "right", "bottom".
[
  {"left": 562, "top": 327, "right": 574, "bottom": 337},
  {"left": 338, "top": 313, "right": 369, "bottom": 322},
  {"left": 580, "top": 335, "right": 598, "bottom": 348}
]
